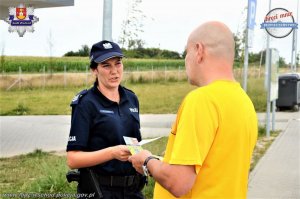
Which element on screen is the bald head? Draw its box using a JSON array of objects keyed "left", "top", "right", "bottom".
[{"left": 188, "top": 21, "right": 235, "bottom": 63}]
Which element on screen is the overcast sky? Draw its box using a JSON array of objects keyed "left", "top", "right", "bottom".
[{"left": 0, "top": 0, "right": 299, "bottom": 63}]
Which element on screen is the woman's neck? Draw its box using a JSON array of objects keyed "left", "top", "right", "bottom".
[{"left": 97, "top": 84, "right": 120, "bottom": 103}]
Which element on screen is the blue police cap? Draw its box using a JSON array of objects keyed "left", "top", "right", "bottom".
[{"left": 89, "top": 40, "right": 124, "bottom": 64}]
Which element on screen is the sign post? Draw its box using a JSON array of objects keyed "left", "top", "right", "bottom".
[
  {"left": 266, "top": 48, "right": 279, "bottom": 137},
  {"left": 243, "top": 0, "right": 257, "bottom": 92}
]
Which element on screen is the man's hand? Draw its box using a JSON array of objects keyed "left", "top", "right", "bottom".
[{"left": 128, "top": 150, "right": 152, "bottom": 174}]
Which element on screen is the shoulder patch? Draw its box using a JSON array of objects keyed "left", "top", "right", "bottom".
[
  {"left": 70, "top": 89, "right": 88, "bottom": 106},
  {"left": 123, "top": 87, "right": 135, "bottom": 94}
]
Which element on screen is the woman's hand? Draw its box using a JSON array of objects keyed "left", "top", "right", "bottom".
[{"left": 110, "top": 145, "right": 131, "bottom": 161}]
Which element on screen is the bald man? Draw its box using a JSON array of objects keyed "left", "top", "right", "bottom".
[{"left": 129, "top": 21, "right": 258, "bottom": 198}]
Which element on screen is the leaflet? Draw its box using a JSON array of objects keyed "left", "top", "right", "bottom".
[{"left": 123, "top": 136, "right": 143, "bottom": 155}]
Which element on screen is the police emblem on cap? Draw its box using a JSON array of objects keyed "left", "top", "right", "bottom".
[{"left": 103, "top": 43, "right": 113, "bottom": 49}]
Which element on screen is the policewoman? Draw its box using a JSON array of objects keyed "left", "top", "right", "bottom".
[{"left": 66, "top": 40, "right": 145, "bottom": 199}]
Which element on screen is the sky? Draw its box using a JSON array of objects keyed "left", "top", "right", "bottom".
[{"left": 0, "top": 0, "right": 299, "bottom": 63}]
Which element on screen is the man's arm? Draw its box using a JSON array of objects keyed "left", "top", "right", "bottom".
[{"left": 129, "top": 150, "right": 197, "bottom": 198}]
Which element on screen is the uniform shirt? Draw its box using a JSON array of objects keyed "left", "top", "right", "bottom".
[
  {"left": 154, "top": 80, "right": 258, "bottom": 199},
  {"left": 67, "top": 82, "right": 141, "bottom": 176}
]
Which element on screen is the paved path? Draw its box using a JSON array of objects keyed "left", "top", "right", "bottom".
[
  {"left": 0, "top": 112, "right": 299, "bottom": 198},
  {"left": 248, "top": 118, "right": 300, "bottom": 198},
  {"left": 0, "top": 114, "right": 176, "bottom": 157},
  {"left": 1, "top": 112, "right": 298, "bottom": 157}
]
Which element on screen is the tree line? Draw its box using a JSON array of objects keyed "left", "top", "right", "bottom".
[
  {"left": 63, "top": 40, "right": 293, "bottom": 68},
  {"left": 64, "top": 45, "right": 182, "bottom": 59}
]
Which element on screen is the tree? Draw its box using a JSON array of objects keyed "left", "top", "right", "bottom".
[
  {"left": 78, "top": 45, "right": 90, "bottom": 56},
  {"left": 64, "top": 45, "right": 90, "bottom": 57},
  {"left": 118, "top": 0, "right": 146, "bottom": 49},
  {"left": 278, "top": 57, "right": 287, "bottom": 67},
  {"left": 234, "top": 33, "right": 242, "bottom": 61}
]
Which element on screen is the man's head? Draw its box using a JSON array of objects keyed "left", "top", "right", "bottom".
[
  {"left": 89, "top": 40, "right": 124, "bottom": 68},
  {"left": 185, "top": 21, "right": 235, "bottom": 86}
]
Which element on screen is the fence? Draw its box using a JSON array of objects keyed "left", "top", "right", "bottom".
[{"left": 1, "top": 65, "right": 297, "bottom": 90}]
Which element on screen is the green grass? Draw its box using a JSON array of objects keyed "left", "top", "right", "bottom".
[
  {"left": 0, "top": 78, "right": 269, "bottom": 115},
  {"left": 0, "top": 149, "right": 76, "bottom": 198},
  {"left": 0, "top": 138, "right": 168, "bottom": 199},
  {"left": 0, "top": 131, "right": 278, "bottom": 199},
  {"left": 0, "top": 81, "right": 196, "bottom": 115},
  {"left": 250, "top": 126, "right": 280, "bottom": 171}
]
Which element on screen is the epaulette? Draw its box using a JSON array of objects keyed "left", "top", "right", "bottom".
[
  {"left": 123, "top": 87, "right": 135, "bottom": 94},
  {"left": 70, "top": 89, "right": 88, "bottom": 106}
]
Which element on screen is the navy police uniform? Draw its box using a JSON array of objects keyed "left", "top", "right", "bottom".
[{"left": 67, "top": 82, "right": 144, "bottom": 199}]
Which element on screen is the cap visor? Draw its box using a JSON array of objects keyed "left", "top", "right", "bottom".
[{"left": 94, "top": 52, "right": 124, "bottom": 63}]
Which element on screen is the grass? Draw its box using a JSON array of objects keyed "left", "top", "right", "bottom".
[
  {"left": 0, "top": 77, "right": 270, "bottom": 115},
  {"left": 0, "top": 149, "right": 76, "bottom": 198},
  {"left": 0, "top": 129, "right": 278, "bottom": 199},
  {"left": 250, "top": 126, "right": 280, "bottom": 171},
  {"left": 0, "top": 81, "right": 196, "bottom": 115}
]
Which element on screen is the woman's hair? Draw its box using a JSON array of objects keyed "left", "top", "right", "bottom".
[{"left": 90, "top": 61, "right": 98, "bottom": 69}]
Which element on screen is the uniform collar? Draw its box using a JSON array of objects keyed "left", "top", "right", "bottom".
[{"left": 92, "top": 82, "right": 129, "bottom": 107}]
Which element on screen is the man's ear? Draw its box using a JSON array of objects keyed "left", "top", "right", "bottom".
[{"left": 195, "top": 42, "right": 204, "bottom": 64}]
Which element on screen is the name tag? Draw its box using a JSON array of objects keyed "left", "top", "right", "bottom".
[{"left": 99, "top": 109, "right": 114, "bottom": 114}]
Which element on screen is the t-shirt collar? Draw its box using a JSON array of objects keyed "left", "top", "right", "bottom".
[{"left": 92, "top": 82, "right": 128, "bottom": 107}]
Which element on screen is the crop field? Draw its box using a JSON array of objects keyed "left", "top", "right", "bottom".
[{"left": 0, "top": 56, "right": 185, "bottom": 73}]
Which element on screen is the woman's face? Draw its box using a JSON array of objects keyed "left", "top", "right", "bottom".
[{"left": 93, "top": 57, "right": 123, "bottom": 90}]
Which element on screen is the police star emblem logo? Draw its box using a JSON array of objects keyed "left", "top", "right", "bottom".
[{"left": 5, "top": 4, "right": 39, "bottom": 37}]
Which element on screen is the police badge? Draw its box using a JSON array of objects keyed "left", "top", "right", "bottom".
[{"left": 5, "top": 4, "right": 39, "bottom": 37}]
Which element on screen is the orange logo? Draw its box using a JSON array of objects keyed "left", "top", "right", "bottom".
[{"left": 16, "top": 7, "right": 26, "bottom": 20}]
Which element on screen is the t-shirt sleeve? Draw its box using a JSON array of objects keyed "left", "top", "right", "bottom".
[
  {"left": 168, "top": 92, "right": 219, "bottom": 173},
  {"left": 66, "top": 101, "right": 92, "bottom": 151}
]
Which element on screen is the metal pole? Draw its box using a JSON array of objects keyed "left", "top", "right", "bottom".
[
  {"left": 266, "top": 48, "right": 271, "bottom": 138},
  {"left": 293, "top": 29, "right": 298, "bottom": 71},
  {"left": 272, "top": 100, "right": 276, "bottom": 131},
  {"left": 102, "top": 0, "right": 112, "bottom": 41},
  {"left": 265, "top": 0, "right": 272, "bottom": 138},
  {"left": 291, "top": 29, "right": 297, "bottom": 72},
  {"left": 243, "top": 1, "right": 250, "bottom": 92}
]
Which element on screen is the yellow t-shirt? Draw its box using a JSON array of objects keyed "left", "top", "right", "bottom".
[{"left": 154, "top": 80, "right": 258, "bottom": 199}]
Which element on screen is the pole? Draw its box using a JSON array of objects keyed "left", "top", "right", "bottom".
[
  {"left": 102, "top": 0, "right": 112, "bottom": 41},
  {"left": 272, "top": 100, "right": 276, "bottom": 131},
  {"left": 243, "top": 36, "right": 249, "bottom": 92},
  {"left": 266, "top": 48, "right": 271, "bottom": 138},
  {"left": 243, "top": 1, "right": 250, "bottom": 92},
  {"left": 294, "top": 29, "right": 298, "bottom": 72},
  {"left": 265, "top": 0, "right": 272, "bottom": 138}
]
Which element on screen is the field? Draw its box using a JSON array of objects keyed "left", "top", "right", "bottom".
[
  {"left": 0, "top": 76, "right": 270, "bottom": 115},
  {"left": 0, "top": 56, "right": 185, "bottom": 72}
]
